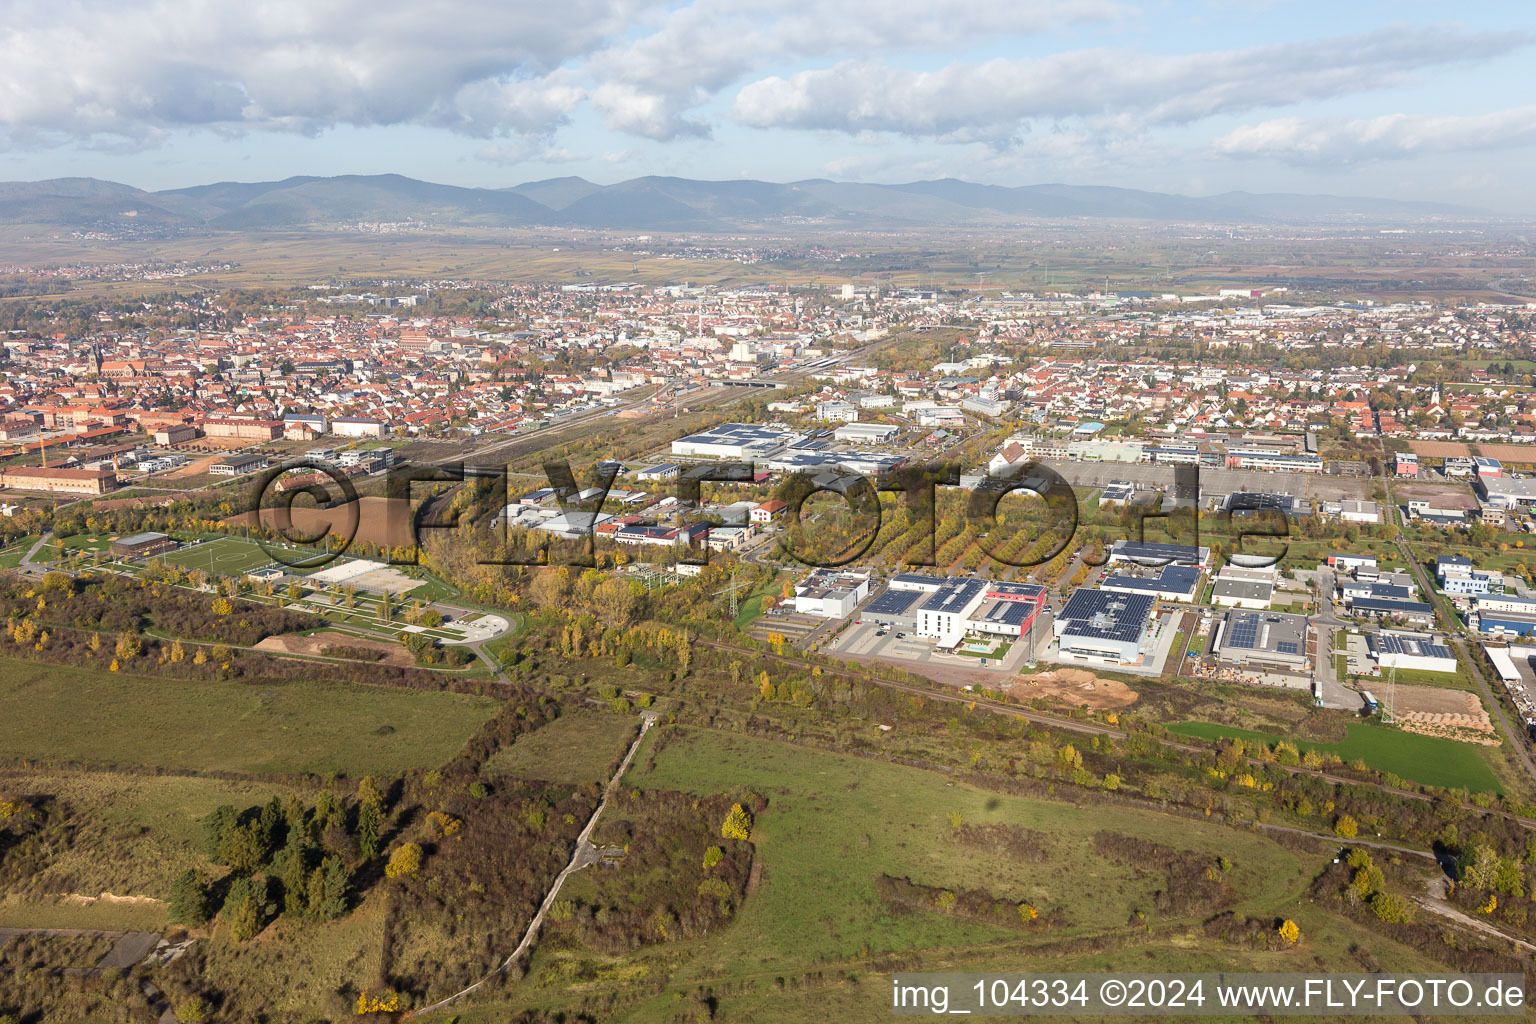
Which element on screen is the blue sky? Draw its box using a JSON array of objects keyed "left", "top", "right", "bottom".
[{"left": 1, "top": 1, "right": 1534, "bottom": 210}]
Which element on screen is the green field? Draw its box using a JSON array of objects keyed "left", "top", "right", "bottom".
[
  {"left": 483, "top": 709, "right": 637, "bottom": 784},
  {"left": 0, "top": 657, "right": 498, "bottom": 776},
  {"left": 613, "top": 728, "right": 1304, "bottom": 976},
  {"left": 1167, "top": 720, "right": 1501, "bottom": 793}
]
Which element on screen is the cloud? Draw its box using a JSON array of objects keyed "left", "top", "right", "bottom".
[
  {"left": 1213, "top": 107, "right": 1536, "bottom": 164},
  {"left": 584, "top": 0, "right": 1124, "bottom": 140},
  {"left": 0, "top": 0, "right": 648, "bottom": 144},
  {"left": 731, "top": 25, "right": 1526, "bottom": 140}
]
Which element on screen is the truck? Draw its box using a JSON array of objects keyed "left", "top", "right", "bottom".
[{"left": 1361, "top": 691, "right": 1380, "bottom": 714}]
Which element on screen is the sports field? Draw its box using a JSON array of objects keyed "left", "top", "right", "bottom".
[
  {"left": 160, "top": 535, "right": 291, "bottom": 575},
  {"left": 160, "top": 534, "right": 352, "bottom": 575}
]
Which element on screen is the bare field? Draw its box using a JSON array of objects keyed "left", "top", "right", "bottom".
[
  {"left": 1409, "top": 440, "right": 1472, "bottom": 458},
  {"left": 223, "top": 494, "right": 417, "bottom": 550},
  {"left": 1390, "top": 481, "right": 1479, "bottom": 506}
]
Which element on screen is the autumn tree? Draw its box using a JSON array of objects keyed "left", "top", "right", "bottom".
[
  {"left": 385, "top": 842, "right": 423, "bottom": 879},
  {"left": 720, "top": 803, "right": 753, "bottom": 841}
]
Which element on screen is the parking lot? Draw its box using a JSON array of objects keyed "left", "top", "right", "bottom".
[{"left": 830, "top": 619, "right": 1044, "bottom": 674}]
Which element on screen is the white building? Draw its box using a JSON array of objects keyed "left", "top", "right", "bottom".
[{"left": 793, "top": 570, "right": 871, "bottom": 618}]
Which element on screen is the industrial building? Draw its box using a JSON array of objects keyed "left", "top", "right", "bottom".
[
  {"left": 1211, "top": 610, "right": 1309, "bottom": 670},
  {"left": 1053, "top": 589, "right": 1155, "bottom": 666}
]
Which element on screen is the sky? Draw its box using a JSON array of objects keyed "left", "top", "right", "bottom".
[{"left": 1, "top": 0, "right": 1534, "bottom": 211}]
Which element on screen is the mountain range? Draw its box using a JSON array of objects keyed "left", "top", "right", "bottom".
[{"left": 0, "top": 173, "right": 1490, "bottom": 234}]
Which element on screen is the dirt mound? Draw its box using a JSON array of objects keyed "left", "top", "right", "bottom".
[
  {"left": 253, "top": 630, "right": 415, "bottom": 667},
  {"left": 1008, "top": 668, "right": 1138, "bottom": 710}
]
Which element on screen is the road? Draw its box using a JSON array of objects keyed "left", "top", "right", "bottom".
[{"left": 403, "top": 711, "right": 657, "bottom": 1020}]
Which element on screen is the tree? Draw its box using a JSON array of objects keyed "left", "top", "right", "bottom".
[
  {"left": 221, "top": 876, "right": 275, "bottom": 941},
  {"left": 1277, "top": 919, "right": 1300, "bottom": 944},
  {"left": 168, "top": 870, "right": 213, "bottom": 926},
  {"left": 356, "top": 776, "right": 384, "bottom": 859},
  {"left": 1333, "top": 814, "right": 1359, "bottom": 838},
  {"left": 174, "top": 997, "right": 210, "bottom": 1024},
  {"left": 720, "top": 803, "right": 753, "bottom": 841},
  {"left": 593, "top": 576, "right": 638, "bottom": 627},
  {"left": 385, "top": 842, "right": 423, "bottom": 879},
  {"left": 211, "top": 597, "right": 233, "bottom": 616},
  {"left": 114, "top": 631, "right": 142, "bottom": 659}
]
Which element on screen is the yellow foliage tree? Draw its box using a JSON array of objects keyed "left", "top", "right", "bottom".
[
  {"left": 1278, "top": 919, "right": 1300, "bottom": 944},
  {"left": 385, "top": 842, "right": 423, "bottom": 879},
  {"left": 720, "top": 803, "right": 753, "bottom": 841}
]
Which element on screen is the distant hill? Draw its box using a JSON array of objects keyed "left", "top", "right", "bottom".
[{"left": 0, "top": 173, "right": 1489, "bottom": 234}]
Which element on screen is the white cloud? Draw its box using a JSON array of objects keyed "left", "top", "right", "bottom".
[
  {"left": 0, "top": 0, "right": 648, "bottom": 144},
  {"left": 731, "top": 26, "right": 1526, "bottom": 140},
  {"left": 1213, "top": 107, "right": 1536, "bottom": 164},
  {"left": 584, "top": 0, "right": 1124, "bottom": 140}
]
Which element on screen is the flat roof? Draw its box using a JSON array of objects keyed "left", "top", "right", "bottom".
[
  {"left": 1056, "top": 589, "right": 1155, "bottom": 642},
  {"left": 1218, "top": 610, "right": 1307, "bottom": 656},
  {"left": 865, "top": 588, "right": 922, "bottom": 617}
]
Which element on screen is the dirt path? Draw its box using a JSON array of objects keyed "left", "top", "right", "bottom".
[{"left": 402, "top": 711, "right": 657, "bottom": 1019}]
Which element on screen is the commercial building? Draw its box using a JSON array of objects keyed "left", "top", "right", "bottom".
[
  {"left": 331, "top": 417, "right": 388, "bottom": 439},
  {"left": 1100, "top": 564, "right": 1201, "bottom": 603},
  {"left": 1211, "top": 610, "right": 1309, "bottom": 670},
  {"left": 1368, "top": 631, "right": 1458, "bottom": 673},
  {"left": 0, "top": 466, "right": 118, "bottom": 495},
  {"left": 203, "top": 418, "right": 282, "bottom": 441},
  {"left": 671, "top": 422, "right": 803, "bottom": 459},
  {"left": 1098, "top": 480, "right": 1136, "bottom": 507},
  {"left": 1107, "top": 539, "right": 1210, "bottom": 568},
  {"left": 1209, "top": 564, "right": 1277, "bottom": 609},
  {"left": 793, "top": 570, "right": 872, "bottom": 618},
  {"left": 109, "top": 531, "right": 179, "bottom": 558},
  {"left": 210, "top": 452, "right": 270, "bottom": 476},
  {"left": 1053, "top": 589, "right": 1155, "bottom": 666},
  {"left": 1223, "top": 449, "right": 1323, "bottom": 473},
  {"left": 833, "top": 422, "right": 900, "bottom": 444},
  {"left": 1476, "top": 476, "right": 1536, "bottom": 510},
  {"left": 152, "top": 423, "right": 199, "bottom": 445}
]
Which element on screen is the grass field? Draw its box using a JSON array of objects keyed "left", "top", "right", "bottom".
[
  {"left": 0, "top": 656, "right": 498, "bottom": 776},
  {"left": 611, "top": 728, "right": 1303, "bottom": 975},
  {"left": 482, "top": 709, "right": 638, "bottom": 784},
  {"left": 1167, "top": 720, "right": 1501, "bottom": 793}
]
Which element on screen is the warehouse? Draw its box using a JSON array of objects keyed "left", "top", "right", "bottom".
[
  {"left": 1211, "top": 610, "right": 1309, "bottom": 670},
  {"left": 1052, "top": 589, "right": 1155, "bottom": 665}
]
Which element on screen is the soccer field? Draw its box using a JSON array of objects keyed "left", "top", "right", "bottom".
[{"left": 160, "top": 536, "right": 292, "bottom": 575}]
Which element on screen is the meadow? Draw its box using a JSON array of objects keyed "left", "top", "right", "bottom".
[
  {"left": 1167, "top": 720, "right": 1501, "bottom": 793},
  {"left": 482, "top": 709, "right": 638, "bottom": 785},
  {"left": 0, "top": 656, "right": 498, "bottom": 776},
  {"left": 615, "top": 728, "right": 1304, "bottom": 971}
]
